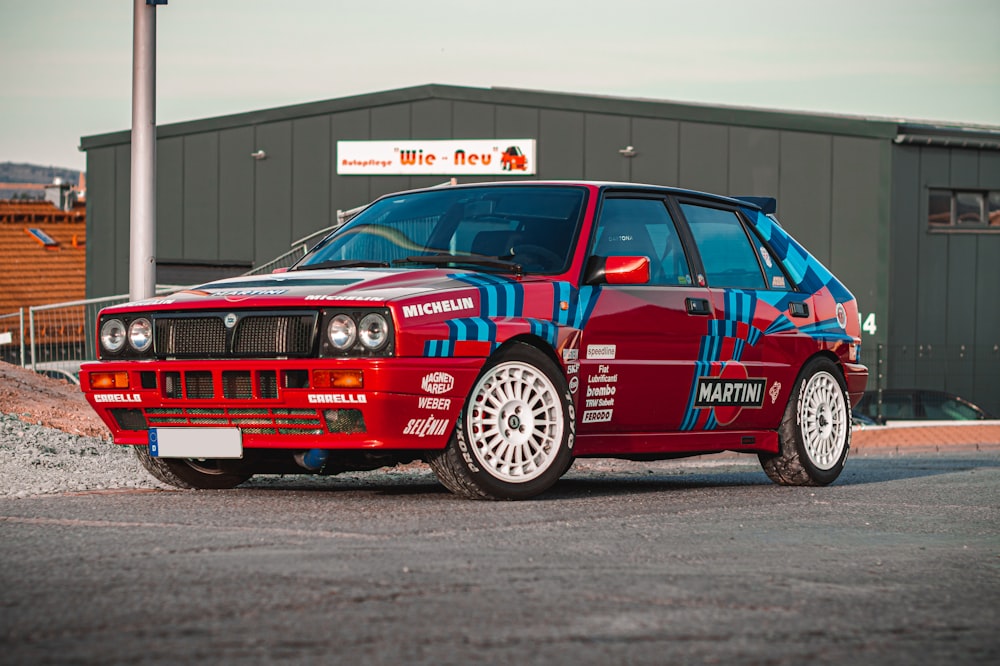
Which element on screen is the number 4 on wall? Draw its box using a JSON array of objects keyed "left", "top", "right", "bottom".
[{"left": 859, "top": 313, "right": 877, "bottom": 336}]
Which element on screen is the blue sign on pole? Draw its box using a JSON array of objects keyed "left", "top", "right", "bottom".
[{"left": 146, "top": 0, "right": 168, "bottom": 5}]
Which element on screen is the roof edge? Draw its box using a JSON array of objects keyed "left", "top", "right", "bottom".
[
  {"left": 894, "top": 122, "right": 1000, "bottom": 151},
  {"left": 80, "top": 83, "right": 999, "bottom": 151}
]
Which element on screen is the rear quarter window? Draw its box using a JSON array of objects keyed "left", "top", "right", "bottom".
[{"left": 680, "top": 204, "right": 766, "bottom": 290}]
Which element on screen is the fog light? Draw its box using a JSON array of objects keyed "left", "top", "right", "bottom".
[{"left": 323, "top": 409, "right": 366, "bottom": 434}]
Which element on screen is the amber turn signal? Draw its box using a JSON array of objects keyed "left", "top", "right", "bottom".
[
  {"left": 89, "top": 371, "right": 130, "bottom": 389},
  {"left": 313, "top": 369, "right": 364, "bottom": 389}
]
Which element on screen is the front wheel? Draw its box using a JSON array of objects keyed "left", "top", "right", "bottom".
[
  {"left": 134, "top": 445, "right": 253, "bottom": 489},
  {"left": 427, "top": 343, "right": 574, "bottom": 500},
  {"left": 759, "top": 357, "right": 850, "bottom": 486}
]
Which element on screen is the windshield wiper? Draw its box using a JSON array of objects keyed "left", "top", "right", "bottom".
[
  {"left": 293, "top": 259, "right": 391, "bottom": 271},
  {"left": 394, "top": 252, "right": 523, "bottom": 276}
]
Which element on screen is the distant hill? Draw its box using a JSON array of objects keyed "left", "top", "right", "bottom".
[{"left": 0, "top": 162, "right": 81, "bottom": 185}]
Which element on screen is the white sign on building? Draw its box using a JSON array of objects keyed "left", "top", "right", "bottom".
[{"left": 337, "top": 140, "right": 536, "bottom": 176}]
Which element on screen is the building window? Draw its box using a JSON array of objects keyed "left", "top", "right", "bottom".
[{"left": 928, "top": 189, "right": 1000, "bottom": 232}]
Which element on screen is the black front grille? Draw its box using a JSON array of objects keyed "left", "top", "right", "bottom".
[
  {"left": 156, "top": 317, "right": 226, "bottom": 356},
  {"left": 185, "top": 371, "right": 214, "bottom": 399},
  {"left": 234, "top": 315, "right": 315, "bottom": 356},
  {"left": 144, "top": 407, "right": 324, "bottom": 434},
  {"left": 153, "top": 311, "right": 317, "bottom": 359},
  {"left": 322, "top": 408, "right": 366, "bottom": 434},
  {"left": 223, "top": 371, "right": 253, "bottom": 399},
  {"left": 163, "top": 372, "right": 183, "bottom": 399},
  {"left": 161, "top": 369, "right": 287, "bottom": 400},
  {"left": 259, "top": 371, "right": 278, "bottom": 398}
]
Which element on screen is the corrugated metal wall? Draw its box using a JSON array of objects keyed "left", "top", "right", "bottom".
[
  {"left": 889, "top": 145, "right": 1000, "bottom": 414},
  {"left": 84, "top": 95, "right": 889, "bottom": 334},
  {"left": 82, "top": 86, "right": 1000, "bottom": 412},
  {"left": 99, "top": 86, "right": 1000, "bottom": 407}
]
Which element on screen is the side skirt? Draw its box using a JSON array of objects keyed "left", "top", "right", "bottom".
[{"left": 573, "top": 430, "right": 779, "bottom": 457}]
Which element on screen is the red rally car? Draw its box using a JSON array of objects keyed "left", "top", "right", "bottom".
[{"left": 81, "top": 182, "right": 868, "bottom": 500}]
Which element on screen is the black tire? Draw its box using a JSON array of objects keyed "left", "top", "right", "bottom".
[
  {"left": 134, "top": 445, "right": 252, "bottom": 490},
  {"left": 426, "top": 343, "right": 575, "bottom": 500},
  {"left": 759, "top": 357, "right": 851, "bottom": 486}
]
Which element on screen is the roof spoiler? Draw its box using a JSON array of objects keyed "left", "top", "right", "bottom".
[{"left": 734, "top": 196, "right": 776, "bottom": 215}]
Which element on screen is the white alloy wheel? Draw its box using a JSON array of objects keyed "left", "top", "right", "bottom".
[
  {"left": 426, "top": 342, "right": 574, "bottom": 499},
  {"left": 467, "top": 360, "right": 564, "bottom": 483},
  {"left": 797, "top": 370, "right": 849, "bottom": 470},
  {"left": 759, "top": 357, "right": 851, "bottom": 486}
]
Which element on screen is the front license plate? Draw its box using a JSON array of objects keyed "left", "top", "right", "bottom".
[{"left": 148, "top": 428, "right": 243, "bottom": 459}]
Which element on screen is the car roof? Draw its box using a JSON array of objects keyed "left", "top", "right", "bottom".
[{"left": 376, "top": 180, "right": 769, "bottom": 212}]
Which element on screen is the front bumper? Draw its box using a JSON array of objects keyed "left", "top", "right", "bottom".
[{"left": 80, "top": 357, "right": 483, "bottom": 450}]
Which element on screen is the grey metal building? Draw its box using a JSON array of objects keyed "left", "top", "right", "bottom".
[{"left": 79, "top": 84, "right": 1000, "bottom": 413}]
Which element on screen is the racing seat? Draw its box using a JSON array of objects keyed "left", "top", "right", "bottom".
[{"left": 594, "top": 220, "right": 664, "bottom": 283}]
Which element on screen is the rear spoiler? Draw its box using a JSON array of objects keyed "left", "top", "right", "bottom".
[{"left": 734, "top": 196, "right": 776, "bottom": 215}]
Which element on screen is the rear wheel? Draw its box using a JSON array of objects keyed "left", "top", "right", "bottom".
[
  {"left": 427, "top": 343, "right": 574, "bottom": 500},
  {"left": 759, "top": 357, "right": 850, "bottom": 486},
  {"left": 134, "top": 445, "right": 252, "bottom": 489}
]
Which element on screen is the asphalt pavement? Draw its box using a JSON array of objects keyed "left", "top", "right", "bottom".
[{"left": 1, "top": 451, "right": 998, "bottom": 665}]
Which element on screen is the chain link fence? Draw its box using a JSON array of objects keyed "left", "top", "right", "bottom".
[{"left": 0, "top": 217, "right": 357, "bottom": 377}]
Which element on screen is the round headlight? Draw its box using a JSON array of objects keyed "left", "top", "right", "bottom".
[
  {"left": 128, "top": 318, "right": 153, "bottom": 352},
  {"left": 100, "top": 319, "right": 126, "bottom": 353},
  {"left": 358, "top": 313, "right": 389, "bottom": 350},
  {"left": 327, "top": 314, "right": 357, "bottom": 350}
]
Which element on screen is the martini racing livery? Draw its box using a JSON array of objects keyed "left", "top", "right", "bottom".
[{"left": 80, "top": 182, "right": 867, "bottom": 499}]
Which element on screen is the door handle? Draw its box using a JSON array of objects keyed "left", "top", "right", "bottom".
[
  {"left": 789, "top": 301, "right": 810, "bottom": 318},
  {"left": 686, "top": 298, "right": 711, "bottom": 315}
]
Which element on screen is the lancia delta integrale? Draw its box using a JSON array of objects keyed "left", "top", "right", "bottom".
[{"left": 80, "top": 182, "right": 868, "bottom": 500}]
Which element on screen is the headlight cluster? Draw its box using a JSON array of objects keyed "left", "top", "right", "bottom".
[
  {"left": 322, "top": 309, "right": 393, "bottom": 357},
  {"left": 99, "top": 317, "right": 153, "bottom": 357}
]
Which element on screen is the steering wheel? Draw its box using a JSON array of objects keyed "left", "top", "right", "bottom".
[{"left": 511, "top": 244, "right": 564, "bottom": 271}]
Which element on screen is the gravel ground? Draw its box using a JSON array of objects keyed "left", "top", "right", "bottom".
[
  {"left": 0, "top": 362, "right": 169, "bottom": 498},
  {"left": 0, "top": 413, "right": 165, "bottom": 498}
]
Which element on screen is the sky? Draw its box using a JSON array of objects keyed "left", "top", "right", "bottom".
[{"left": 1, "top": 0, "right": 998, "bottom": 172}]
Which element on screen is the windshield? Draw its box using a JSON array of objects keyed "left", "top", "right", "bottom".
[{"left": 295, "top": 186, "right": 587, "bottom": 275}]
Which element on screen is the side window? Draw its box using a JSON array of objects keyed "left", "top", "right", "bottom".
[
  {"left": 593, "top": 198, "right": 692, "bottom": 286},
  {"left": 881, "top": 393, "right": 915, "bottom": 419},
  {"left": 680, "top": 204, "right": 766, "bottom": 290}
]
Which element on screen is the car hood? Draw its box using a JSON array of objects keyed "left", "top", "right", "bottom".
[{"left": 104, "top": 268, "right": 525, "bottom": 314}]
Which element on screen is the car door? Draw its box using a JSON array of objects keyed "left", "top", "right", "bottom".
[
  {"left": 577, "top": 195, "right": 714, "bottom": 434},
  {"left": 674, "top": 200, "right": 805, "bottom": 430}
]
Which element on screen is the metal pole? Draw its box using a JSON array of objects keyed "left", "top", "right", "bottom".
[
  {"left": 130, "top": 0, "right": 159, "bottom": 301},
  {"left": 29, "top": 308, "right": 36, "bottom": 371},
  {"left": 18, "top": 307, "right": 25, "bottom": 367},
  {"left": 876, "top": 343, "right": 884, "bottom": 424}
]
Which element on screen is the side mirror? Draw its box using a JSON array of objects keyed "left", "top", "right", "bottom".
[{"left": 584, "top": 256, "right": 650, "bottom": 285}]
